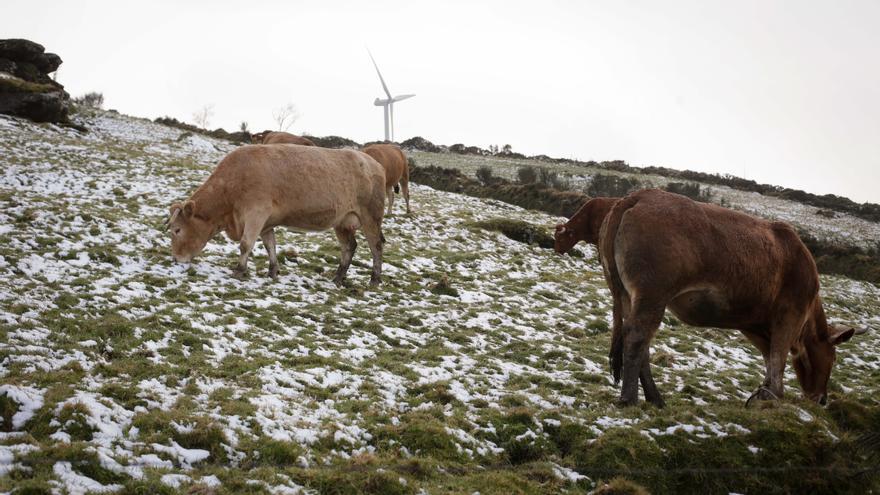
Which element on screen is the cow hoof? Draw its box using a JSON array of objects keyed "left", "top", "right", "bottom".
[
  {"left": 268, "top": 266, "right": 279, "bottom": 279},
  {"left": 745, "top": 387, "right": 780, "bottom": 408},
  {"left": 369, "top": 276, "right": 382, "bottom": 287},
  {"left": 615, "top": 397, "right": 638, "bottom": 408},
  {"left": 333, "top": 277, "right": 346, "bottom": 287},
  {"left": 231, "top": 268, "right": 249, "bottom": 280},
  {"left": 647, "top": 397, "right": 666, "bottom": 408}
]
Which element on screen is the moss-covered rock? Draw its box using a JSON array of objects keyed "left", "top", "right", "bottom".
[{"left": 0, "top": 39, "right": 72, "bottom": 124}]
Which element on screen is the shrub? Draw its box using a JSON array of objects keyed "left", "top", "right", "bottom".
[
  {"left": 538, "top": 167, "right": 570, "bottom": 190},
  {"left": 586, "top": 174, "right": 642, "bottom": 198},
  {"left": 664, "top": 182, "right": 712, "bottom": 203},
  {"left": 476, "top": 166, "right": 494, "bottom": 185},
  {"left": 73, "top": 91, "right": 103, "bottom": 109},
  {"left": 305, "top": 135, "right": 361, "bottom": 149},
  {"left": 448, "top": 143, "right": 467, "bottom": 154},
  {"left": 399, "top": 136, "right": 441, "bottom": 152},
  {"left": 517, "top": 165, "right": 538, "bottom": 184},
  {"left": 471, "top": 218, "right": 555, "bottom": 249}
]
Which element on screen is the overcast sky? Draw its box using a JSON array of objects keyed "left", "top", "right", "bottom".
[{"left": 4, "top": 0, "right": 879, "bottom": 203}]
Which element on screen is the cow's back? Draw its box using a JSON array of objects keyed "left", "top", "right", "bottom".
[
  {"left": 363, "top": 144, "right": 406, "bottom": 188},
  {"left": 262, "top": 132, "right": 317, "bottom": 146},
  {"left": 211, "top": 144, "right": 384, "bottom": 230}
]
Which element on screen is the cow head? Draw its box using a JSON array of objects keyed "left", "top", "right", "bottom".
[
  {"left": 167, "top": 200, "right": 214, "bottom": 263},
  {"left": 251, "top": 130, "right": 271, "bottom": 144},
  {"left": 554, "top": 198, "right": 620, "bottom": 255},
  {"left": 793, "top": 323, "right": 860, "bottom": 405},
  {"left": 554, "top": 224, "right": 578, "bottom": 254}
]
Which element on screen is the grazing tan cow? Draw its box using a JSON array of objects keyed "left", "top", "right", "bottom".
[
  {"left": 592, "top": 189, "right": 861, "bottom": 407},
  {"left": 167, "top": 144, "right": 386, "bottom": 286},
  {"left": 362, "top": 144, "right": 410, "bottom": 215},
  {"left": 251, "top": 130, "right": 316, "bottom": 146}
]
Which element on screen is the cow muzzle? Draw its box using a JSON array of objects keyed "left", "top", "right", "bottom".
[{"left": 172, "top": 254, "right": 192, "bottom": 264}]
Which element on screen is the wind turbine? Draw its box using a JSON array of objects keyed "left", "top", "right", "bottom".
[{"left": 368, "top": 50, "right": 415, "bottom": 142}]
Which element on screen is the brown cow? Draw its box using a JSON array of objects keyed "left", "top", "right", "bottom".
[
  {"left": 251, "top": 130, "right": 316, "bottom": 146},
  {"left": 362, "top": 144, "right": 410, "bottom": 215},
  {"left": 167, "top": 144, "right": 386, "bottom": 286},
  {"left": 554, "top": 197, "right": 620, "bottom": 253},
  {"left": 590, "top": 189, "right": 860, "bottom": 407}
]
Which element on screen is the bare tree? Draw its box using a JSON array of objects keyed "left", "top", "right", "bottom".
[
  {"left": 272, "top": 103, "right": 300, "bottom": 131},
  {"left": 192, "top": 104, "right": 214, "bottom": 129},
  {"left": 239, "top": 121, "right": 249, "bottom": 133},
  {"left": 74, "top": 92, "right": 104, "bottom": 109}
]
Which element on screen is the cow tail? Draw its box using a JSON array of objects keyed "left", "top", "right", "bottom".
[
  {"left": 396, "top": 150, "right": 409, "bottom": 195},
  {"left": 599, "top": 194, "right": 640, "bottom": 384}
]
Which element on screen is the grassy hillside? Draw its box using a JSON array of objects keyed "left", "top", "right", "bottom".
[
  {"left": 0, "top": 111, "right": 878, "bottom": 494},
  {"left": 409, "top": 151, "right": 880, "bottom": 251}
]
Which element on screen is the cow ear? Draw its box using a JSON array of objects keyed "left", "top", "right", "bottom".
[
  {"left": 169, "top": 202, "right": 182, "bottom": 215},
  {"left": 182, "top": 200, "right": 195, "bottom": 218},
  {"left": 827, "top": 324, "right": 856, "bottom": 346}
]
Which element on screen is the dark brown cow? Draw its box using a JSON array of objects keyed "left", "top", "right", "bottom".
[
  {"left": 599, "top": 189, "right": 855, "bottom": 406},
  {"left": 251, "top": 130, "right": 316, "bottom": 146},
  {"left": 592, "top": 189, "right": 860, "bottom": 407}
]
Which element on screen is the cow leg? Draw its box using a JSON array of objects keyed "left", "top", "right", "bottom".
[
  {"left": 639, "top": 347, "right": 665, "bottom": 408},
  {"left": 743, "top": 331, "right": 773, "bottom": 392},
  {"left": 261, "top": 228, "right": 279, "bottom": 279},
  {"left": 763, "top": 322, "right": 794, "bottom": 401},
  {"left": 401, "top": 176, "right": 411, "bottom": 215},
  {"left": 232, "top": 220, "right": 264, "bottom": 279},
  {"left": 618, "top": 298, "right": 665, "bottom": 407},
  {"left": 386, "top": 186, "right": 395, "bottom": 216},
  {"left": 332, "top": 226, "right": 356, "bottom": 287},
  {"left": 609, "top": 294, "right": 626, "bottom": 384},
  {"left": 361, "top": 221, "right": 384, "bottom": 286}
]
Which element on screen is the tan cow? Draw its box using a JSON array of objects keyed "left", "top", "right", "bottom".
[
  {"left": 167, "top": 144, "right": 386, "bottom": 286},
  {"left": 363, "top": 144, "right": 410, "bottom": 215},
  {"left": 251, "top": 130, "right": 317, "bottom": 146},
  {"left": 591, "top": 189, "right": 861, "bottom": 407}
]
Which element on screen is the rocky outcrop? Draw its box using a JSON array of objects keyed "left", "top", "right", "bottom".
[
  {"left": 0, "top": 39, "right": 71, "bottom": 124},
  {"left": 399, "top": 136, "right": 442, "bottom": 153}
]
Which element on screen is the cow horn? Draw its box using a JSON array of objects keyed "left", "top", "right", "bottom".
[
  {"left": 555, "top": 224, "right": 566, "bottom": 234},
  {"left": 166, "top": 207, "right": 181, "bottom": 229}
]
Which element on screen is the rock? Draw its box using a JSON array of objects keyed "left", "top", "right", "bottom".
[
  {"left": 0, "top": 75, "right": 68, "bottom": 122},
  {"left": 0, "top": 39, "right": 71, "bottom": 125}
]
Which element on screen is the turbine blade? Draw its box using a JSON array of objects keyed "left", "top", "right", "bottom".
[
  {"left": 392, "top": 94, "right": 415, "bottom": 102},
  {"left": 367, "top": 49, "right": 392, "bottom": 99}
]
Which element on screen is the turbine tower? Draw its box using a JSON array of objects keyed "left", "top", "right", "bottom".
[{"left": 368, "top": 50, "right": 415, "bottom": 142}]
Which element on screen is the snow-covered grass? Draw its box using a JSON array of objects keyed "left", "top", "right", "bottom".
[{"left": 0, "top": 111, "right": 878, "bottom": 494}]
